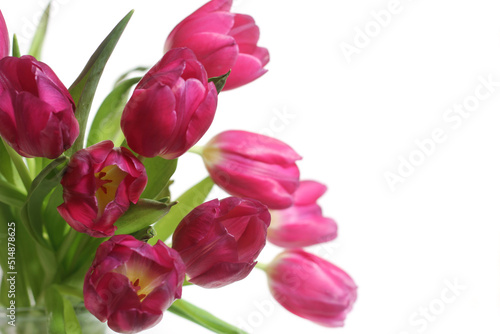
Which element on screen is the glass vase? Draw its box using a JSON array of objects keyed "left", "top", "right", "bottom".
[{"left": 0, "top": 304, "right": 107, "bottom": 334}]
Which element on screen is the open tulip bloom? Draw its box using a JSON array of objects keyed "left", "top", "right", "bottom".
[{"left": 0, "top": 1, "right": 357, "bottom": 333}]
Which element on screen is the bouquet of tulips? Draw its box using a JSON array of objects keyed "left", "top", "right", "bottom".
[{"left": 0, "top": 1, "right": 357, "bottom": 333}]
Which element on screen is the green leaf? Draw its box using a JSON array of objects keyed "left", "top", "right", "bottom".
[
  {"left": 21, "top": 156, "right": 68, "bottom": 248},
  {"left": 12, "top": 34, "right": 21, "bottom": 58},
  {"left": 114, "top": 199, "right": 175, "bottom": 235},
  {"left": 28, "top": 2, "right": 50, "bottom": 59},
  {"left": 0, "top": 178, "right": 26, "bottom": 207},
  {"left": 45, "top": 286, "right": 65, "bottom": 334},
  {"left": 87, "top": 76, "right": 141, "bottom": 147},
  {"left": 68, "top": 10, "right": 134, "bottom": 154},
  {"left": 150, "top": 176, "right": 214, "bottom": 244},
  {"left": 2, "top": 138, "right": 32, "bottom": 191},
  {"left": 130, "top": 226, "right": 156, "bottom": 242},
  {"left": 141, "top": 157, "right": 177, "bottom": 199},
  {"left": 0, "top": 139, "right": 14, "bottom": 182},
  {"left": 63, "top": 299, "right": 82, "bottom": 334},
  {"left": 113, "top": 66, "right": 148, "bottom": 88},
  {"left": 208, "top": 70, "right": 231, "bottom": 94},
  {"left": 169, "top": 299, "right": 247, "bottom": 334},
  {"left": 44, "top": 185, "right": 70, "bottom": 249},
  {"left": 45, "top": 286, "right": 82, "bottom": 334}
]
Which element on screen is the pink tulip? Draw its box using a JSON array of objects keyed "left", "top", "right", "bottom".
[
  {"left": 84, "top": 235, "right": 185, "bottom": 334},
  {"left": 268, "top": 181, "right": 338, "bottom": 248},
  {"left": 266, "top": 249, "right": 357, "bottom": 327},
  {"left": 0, "top": 56, "right": 78, "bottom": 158},
  {"left": 164, "top": 0, "right": 269, "bottom": 90},
  {"left": 202, "top": 130, "right": 301, "bottom": 210},
  {"left": 172, "top": 197, "right": 270, "bottom": 288},
  {"left": 121, "top": 48, "right": 217, "bottom": 159},
  {"left": 0, "top": 10, "right": 9, "bottom": 59},
  {"left": 58, "top": 141, "right": 147, "bottom": 237}
]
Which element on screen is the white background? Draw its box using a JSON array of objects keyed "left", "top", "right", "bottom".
[{"left": 3, "top": 0, "right": 500, "bottom": 333}]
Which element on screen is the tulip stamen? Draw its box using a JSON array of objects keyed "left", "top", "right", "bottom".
[
  {"left": 94, "top": 165, "right": 128, "bottom": 215},
  {"left": 95, "top": 172, "right": 112, "bottom": 194},
  {"left": 129, "top": 277, "right": 149, "bottom": 301},
  {"left": 131, "top": 278, "right": 147, "bottom": 300}
]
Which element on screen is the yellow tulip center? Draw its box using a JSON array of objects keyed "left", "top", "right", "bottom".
[
  {"left": 113, "top": 256, "right": 162, "bottom": 302},
  {"left": 95, "top": 165, "right": 128, "bottom": 215}
]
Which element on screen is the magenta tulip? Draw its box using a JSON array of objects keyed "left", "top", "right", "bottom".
[
  {"left": 84, "top": 235, "right": 185, "bottom": 334},
  {"left": 164, "top": 0, "right": 269, "bottom": 90},
  {"left": 0, "top": 10, "right": 9, "bottom": 59},
  {"left": 0, "top": 55, "right": 78, "bottom": 158},
  {"left": 58, "top": 141, "right": 147, "bottom": 237},
  {"left": 202, "top": 130, "right": 301, "bottom": 210},
  {"left": 266, "top": 249, "right": 357, "bottom": 327},
  {"left": 268, "top": 181, "right": 338, "bottom": 248},
  {"left": 172, "top": 197, "right": 270, "bottom": 288},
  {"left": 121, "top": 48, "right": 217, "bottom": 159}
]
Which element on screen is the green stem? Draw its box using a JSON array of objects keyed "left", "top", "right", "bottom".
[
  {"left": 27, "top": 158, "right": 37, "bottom": 179},
  {"left": 255, "top": 262, "right": 268, "bottom": 272},
  {"left": 56, "top": 229, "right": 79, "bottom": 263},
  {"left": 55, "top": 284, "right": 83, "bottom": 300},
  {"left": 35, "top": 158, "right": 46, "bottom": 175},
  {"left": 2, "top": 140, "right": 32, "bottom": 191},
  {"left": 188, "top": 145, "right": 204, "bottom": 156},
  {"left": 183, "top": 276, "right": 193, "bottom": 286}
]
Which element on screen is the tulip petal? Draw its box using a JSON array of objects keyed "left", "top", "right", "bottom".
[
  {"left": 267, "top": 250, "right": 357, "bottom": 327},
  {"left": 166, "top": 12, "right": 235, "bottom": 51},
  {"left": 0, "top": 56, "right": 77, "bottom": 158},
  {"left": 207, "top": 154, "right": 300, "bottom": 209},
  {"left": 85, "top": 236, "right": 185, "bottom": 333},
  {"left": 59, "top": 141, "right": 147, "bottom": 237},
  {"left": 268, "top": 216, "right": 338, "bottom": 248},
  {"left": 294, "top": 181, "right": 328, "bottom": 205},
  {"left": 190, "top": 261, "right": 255, "bottom": 288},
  {"left": 122, "top": 86, "right": 177, "bottom": 158},
  {"left": 192, "top": 0, "right": 233, "bottom": 15},
  {"left": 121, "top": 48, "right": 217, "bottom": 160},
  {"left": 180, "top": 33, "right": 238, "bottom": 78},
  {"left": 0, "top": 90, "right": 17, "bottom": 149},
  {"left": 223, "top": 52, "right": 268, "bottom": 90},
  {"left": 138, "top": 57, "right": 185, "bottom": 89},
  {"left": 173, "top": 197, "right": 270, "bottom": 288},
  {"left": 14, "top": 93, "right": 58, "bottom": 158},
  {"left": 207, "top": 130, "right": 301, "bottom": 165},
  {"left": 0, "top": 10, "right": 9, "bottom": 59},
  {"left": 229, "top": 14, "right": 259, "bottom": 54}
]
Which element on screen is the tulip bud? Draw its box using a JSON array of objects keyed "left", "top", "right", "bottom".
[
  {"left": 121, "top": 48, "right": 217, "bottom": 159},
  {"left": 58, "top": 141, "right": 148, "bottom": 237},
  {"left": 164, "top": 0, "right": 269, "bottom": 90},
  {"left": 0, "top": 10, "right": 9, "bottom": 59},
  {"left": 172, "top": 197, "right": 270, "bottom": 288},
  {"left": 0, "top": 56, "right": 78, "bottom": 158},
  {"left": 268, "top": 181, "right": 338, "bottom": 248},
  {"left": 266, "top": 249, "right": 357, "bottom": 327},
  {"left": 84, "top": 235, "right": 185, "bottom": 334},
  {"left": 201, "top": 130, "right": 301, "bottom": 210}
]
